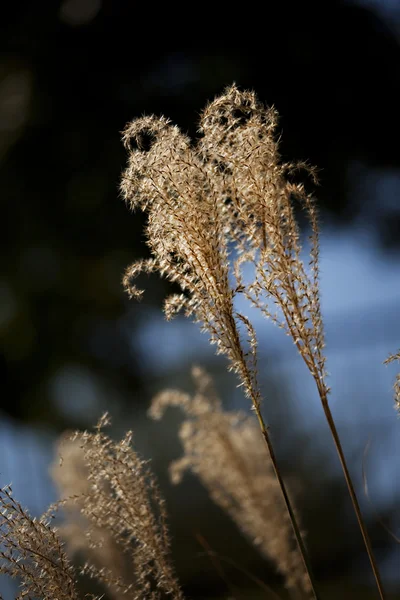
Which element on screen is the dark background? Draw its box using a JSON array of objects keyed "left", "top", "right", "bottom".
[{"left": 1, "top": 1, "right": 400, "bottom": 598}]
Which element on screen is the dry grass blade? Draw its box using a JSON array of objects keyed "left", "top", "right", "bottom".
[
  {"left": 195, "top": 532, "right": 241, "bottom": 600},
  {"left": 195, "top": 533, "right": 284, "bottom": 600}
]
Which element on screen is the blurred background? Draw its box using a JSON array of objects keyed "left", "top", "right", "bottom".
[{"left": 1, "top": 0, "right": 399, "bottom": 597}]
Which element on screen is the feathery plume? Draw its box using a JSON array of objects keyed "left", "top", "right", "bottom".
[
  {"left": 120, "top": 86, "right": 385, "bottom": 598},
  {"left": 150, "top": 366, "right": 311, "bottom": 594},
  {"left": 51, "top": 414, "right": 184, "bottom": 600},
  {"left": 50, "top": 435, "right": 135, "bottom": 600},
  {"left": 121, "top": 84, "right": 323, "bottom": 598},
  {"left": 0, "top": 484, "right": 80, "bottom": 600}
]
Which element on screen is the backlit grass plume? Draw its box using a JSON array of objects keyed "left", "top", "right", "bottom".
[
  {"left": 50, "top": 433, "right": 136, "bottom": 600},
  {"left": 121, "top": 85, "right": 323, "bottom": 408},
  {"left": 121, "top": 84, "right": 385, "bottom": 599},
  {"left": 52, "top": 413, "right": 184, "bottom": 600},
  {"left": 0, "top": 484, "right": 80, "bottom": 600},
  {"left": 1, "top": 415, "right": 184, "bottom": 600}
]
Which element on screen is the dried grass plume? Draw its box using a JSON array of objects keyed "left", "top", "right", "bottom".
[
  {"left": 120, "top": 84, "right": 325, "bottom": 409},
  {"left": 150, "top": 366, "right": 311, "bottom": 595},
  {"left": 51, "top": 413, "right": 184, "bottom": 600},
  {"left": 0, "top": 484, "right": 80, "bottom": 600}
]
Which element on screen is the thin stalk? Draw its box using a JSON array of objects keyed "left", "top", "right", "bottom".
[
  {"left": 282, "top": 265, "right": 385, "bottom": 599},
  {"left": 195, "top": 532, "right": 283, "bottom": 600},
  {"left": 252, "top": 400, "right": 320, "bottom": 600},
  {"left": 317, "top": 383, "right": 386, "bottom": 600},
  {"left": 229, "top": 313, "right": 320, "bottom": 599}
]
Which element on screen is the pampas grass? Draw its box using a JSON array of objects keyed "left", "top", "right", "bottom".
[{"left": 1, "top": 84, "right": 397, "bottom": 600}]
